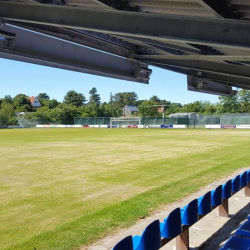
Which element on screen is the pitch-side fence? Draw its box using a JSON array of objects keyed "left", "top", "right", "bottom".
[{"left": 74, "top": 114, "right": 250, "bottom": 127}]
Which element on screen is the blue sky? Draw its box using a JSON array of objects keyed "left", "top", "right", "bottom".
[{"left": 0, "top": 58, "right": 220, "bottom": 104}]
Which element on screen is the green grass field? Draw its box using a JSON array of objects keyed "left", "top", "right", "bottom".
[{"left": 1, "top": 128, "right": 250, "bottom": 250}]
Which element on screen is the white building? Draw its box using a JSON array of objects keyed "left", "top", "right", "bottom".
[
  {"left": 28, "top": 96, "right": 41, "bottom": 108},
  {"left": 122, "top": 105, "right": 139, "bottom": 117}
]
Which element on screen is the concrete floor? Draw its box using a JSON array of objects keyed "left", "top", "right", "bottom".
[{"left": 88, "top": 168, "right": 250, "bottom": 250}]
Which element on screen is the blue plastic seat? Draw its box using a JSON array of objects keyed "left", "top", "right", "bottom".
[
  {"left": 220, "top": 236, "right": 250, "bottom": 250},
  {"left": 211, "top": 185, "right": 223, "bottom": 207},
  {"left": 181, "top": 199, "right": 198, "bottom": 226},
  {"left": 198, "top": 191, "right": 212, "bottom": 216},
  {"left": 232, "top": 175, "right": 240, "bottom": 193},
  {"left": 235, "top": 220, "right": 250, "bottom": 238},
  {"left": 113, "top": 236, "right": 133, "bottom": 250},
  {"left": 222, "top": 180, "right": 232, "bottom": 199},
  {"left": 241, "top": 171, "right": 248, "bottom": 188},
  {"left": 160, "top": 208, "right": 182, "bottom": 238},
  {"left": 132, "top": 220, "right": 161, "bottom": 250},
  {"left": 247, "top": 170, "right": 250, "bottom": 184}
]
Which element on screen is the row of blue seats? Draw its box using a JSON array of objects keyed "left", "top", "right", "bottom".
[
  {"left": 113, "top": 170, "right": 250, "bottom": 250},
  {"left": 220, "top": 216, "right": 250, "bottom": 249}
]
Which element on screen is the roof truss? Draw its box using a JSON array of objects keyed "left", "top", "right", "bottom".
[{"left": 0, "top": 0, "right": 250, "bottom": 95}]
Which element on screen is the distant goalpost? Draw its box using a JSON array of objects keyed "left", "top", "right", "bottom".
[{"left": 110, "top": 117, "right": 141, "bottom": 128}]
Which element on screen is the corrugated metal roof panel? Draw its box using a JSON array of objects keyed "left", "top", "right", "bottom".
[{"left": 11, "top": 0, "right": 250, "bottom": 20}]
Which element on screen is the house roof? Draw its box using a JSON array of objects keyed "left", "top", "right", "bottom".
[
  {"left": 28, "top": 96, "right": 36, "bottom": 104},
  {"left": 124, "top": 105, "right": 139, "bottom": 112}
]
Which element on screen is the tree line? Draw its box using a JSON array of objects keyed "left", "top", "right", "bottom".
[{"left": 1, "top": 88, "right": 250, "bottom": 125}]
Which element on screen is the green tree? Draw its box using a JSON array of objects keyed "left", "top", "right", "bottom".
[
  {"left": 89, "top": 87, "right": 101, "bottom": 106},
  {"left": 13, "top": 94, "right": 32, "bottom": 111},
  {"left": 218, "top": 95, "right": 239, "bottom": 113},
  {"left": 200, "top": 101, "right": 217, "bottom": 114},
  {"left": 181, "top": 101, "right": 204, "bottom": 113},
  {"left": 139, "top": 100, "right": 158, "bottom": 116},
  {"left": 111, "top": 92, "right": 138, "bottom": 110},
  {"left": 88, "top": 87, "right": 101, "bottom": 117},
  {"left": 63, "top": 90, "right": 86, "bottom": 107},
  {"left": 48, "top": 99, "right": 60, "bottom": 109},
  {"left": 99, "top": 102, "right": 113, "bottom": 117},
  {"left": 26, "top": 106, "right": 55, "bottom": 124},
  {"left": 2, "top": 95, "right": 13, "bottom": 105},
  {"left": 52, "top": 104, "right": 81, "bottom": 124},
  {"left": 238, "top": 89, "right": 250, "bottom": 113},
  {"left": 164, "top": 103, "right": 181, "bottom": 115},
  {"left": 13, "top": 94, "right": 30, "bottom": 107},
  {"left": 149, "top": 95, "right": 161, "bottom": 104},
  {"left": 38, "top": 93, "right": 50, "bottom": 101},
  {"left": 37, "top": 93, "right": 50, "bottom": 107},
  {"left": 0, "top": 103, "right": 16, "bottom": 125}
]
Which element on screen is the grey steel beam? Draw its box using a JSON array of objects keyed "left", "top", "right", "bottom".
[
  {"left": 152, "top": 64, "right": 250, "bottom": 89},
  {"left": 146, "top": 58, "right": 250, "bottom": 79},
  {"left": 75, "top": 30, "right": 138, "bottom": 52},
  {"left": 0, "top": 1, "right": 250, "bottom": 50},
  {"left": 8, "top": 21, "right": 169, "bottom": 60},
  {"left": 76, "top": 30, "right": 172, "bottom": 56},
  {"left": 115, "top": 35, "right": 197, "bottom": 55},
  {"left": 108, "top": 34, "right": 176, "bottom": 56},
  {"left": 8, "top": 21, "right": 134, "bottom": 58},
  {"left": 0, "top": 29, "right": 16, "bottom": 50},
  {"left": 0, "top": 24, "right": 150, "bottom": 83},
  {"left": 135, "top": 55, "right": 250, "bottom": 63},
  {"left": 124, "top": 37, "right": 202, "bottom": 55},
  {"left": 154, "top": 63, "right": 248, "bottom": 83}
]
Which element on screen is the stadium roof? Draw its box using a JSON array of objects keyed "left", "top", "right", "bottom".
[{"left": 0, "top": 0, "right": 250, "bottom": 96}]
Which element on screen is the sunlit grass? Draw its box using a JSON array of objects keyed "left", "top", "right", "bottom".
[{"left": 0, "top": 128, "right": 249, "bottom": 249}]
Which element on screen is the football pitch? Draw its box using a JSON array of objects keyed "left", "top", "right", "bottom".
[{"left": 1, "top": 128, "right": 250, "bottom": 250}]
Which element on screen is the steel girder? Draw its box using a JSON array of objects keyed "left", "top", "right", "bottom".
[
  {"left": 0, "top": 1, "right": 249, "bottom": 49},
  {"left": 149, "top": 59, "right": 250, "bottom": 81},
  {"left": 0, "top": 0, "right": 250, "bottom": 91},
  {"left": 6, "top": 22, "right": 135, "bottom": 58},
  {"left": 0, "top": 24, "right": 149, "bottom": 83},
  {"left": 153, "top": 64, "right": 250, "bottom": 88}
]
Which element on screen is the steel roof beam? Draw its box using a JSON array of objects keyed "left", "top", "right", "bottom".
[
  {"left": 147, "top": 59, "right": 250, "bottom": 80},
  {"left": 8, "top": 21, "right": 134, "bottom": 58},
  {"left": 116, "top": 35, "right": 202, "bottom": 55},
  {"left": 0, "top": 1, "right": 249, "bottom": 50},
  {"left": 0, "top": 23, "right": 149, "bottom": 83},
  {"left": 135, "top": 54, "right": 250, "bottom": 63},
  {"left": 153, "top": 64, "right": 250, "bottom": 89}
]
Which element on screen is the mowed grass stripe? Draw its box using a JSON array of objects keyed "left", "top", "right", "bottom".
[
  {"left": 6, "top": 163, "right": 247, "bottom": 250},
  {"left": 0, "top": 128, "right": 249, "bottom": 250}
]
